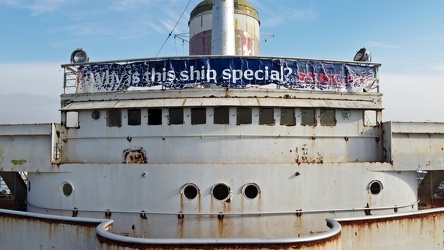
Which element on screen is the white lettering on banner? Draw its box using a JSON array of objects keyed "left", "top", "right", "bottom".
[{"left": 85, "top": 67, "right": 298, "bottom": 86}]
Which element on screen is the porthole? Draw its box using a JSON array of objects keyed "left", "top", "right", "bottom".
[
  {"left": 212, "top": 183, "right": 231, "bottom": 201},
  {"left": 61, "top": 182, "right": 74, "bottom": 197},
  {"left": 92, "top": 110, "right": 100, "bottom": 120},
  {"left": 243, "top": 183, "right": 260, "bottom": 199},
  {"left": 368, "top": 180, "right": 383, "bottom": 195},
  {"left": 181, "top": 183, "right": 200, "bottom": 200}
]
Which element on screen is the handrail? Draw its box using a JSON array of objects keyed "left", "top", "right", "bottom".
[
  {"left": 61, "top": 55, "right": 381, "bottom": 68},
  {"left": 26, "top": 199, "right": 419, "bottom": 216},
  {"left": 95, "top": 217, "right": 341, "bottom": 245}
]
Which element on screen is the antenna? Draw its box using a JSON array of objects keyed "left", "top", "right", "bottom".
[
  {"left": 261, "top": 33, "right": 275, "bottom": 55},
  {"left": 155, "top": 0, "right": 192, "bottom": 57},
  {"left": 262, "top": 33, "right": 275, "bottom": 43},
  {"left": 174, "top": 33, "right": 189, "bottom": 56}
]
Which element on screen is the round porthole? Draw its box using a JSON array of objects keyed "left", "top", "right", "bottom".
[
  {"left": 212, "top": 183, "right": 231, "bottom": 201},
  {"left": 181, "top": 183, "right": 199, "bottom": 200},
  {"left": 92, "top": 110, "right": 100, "bottom": 120},
  {"left": 341, "top": 110, "right": 351, "bottom": 119},
  {"left": 61, "top": 182, "right": 74, "bottom": 197},
  {"left": 243, "top": 183, "right": 260, "bottom": 199},
  {"left": 368, "top": 180, "right": 383, "bottom": 195}
]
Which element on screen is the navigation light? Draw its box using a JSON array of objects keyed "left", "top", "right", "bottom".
[
  {"left": 70, "top": 49, "right": 89, "bottom": 63},
  {"left": 353, "top": 48, "right": 371, "bottom": 62}
]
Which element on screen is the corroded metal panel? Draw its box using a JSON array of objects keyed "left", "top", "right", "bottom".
[
  {"left": 338, "top": 208, "right": 444, "bottom": 249},
  {"left": 4, "top": 206, "right": 444, "bottom": 249},
  {"left": 95, "top": 218, "right": 341, "bottom": 250},
  {"left": 0, "top": 208, "right": 103, "bottom": 249}
]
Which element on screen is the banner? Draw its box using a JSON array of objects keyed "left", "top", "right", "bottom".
[{"left": 76, "top": 57, "right": 378, "bottom": 93}]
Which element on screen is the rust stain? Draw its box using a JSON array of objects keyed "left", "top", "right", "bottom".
[
  {"left": 295, "top": 209, "right": 302, "bottom": 217},
  {"left": 364, "top": 203, "right": 372, "bottom": 216},
  {"left": 72, "top": 207, "right": 78, "bottom": 217},
  {"left": 341, "top": 209, "right": 444, "bottom": 226},
  {"left": 217, "top": 213, "right": 224, "bottom": 238},
  {"left": 123, "top": 148, "right": 147, "bottom": 164},
  {"left": 140, "top": 211, "right": 147, "bottom": 220},
  {"left": 296, "top": 144, "right": 323, "bottom": 164},
  {"left": 105, "top": 210, "right": 112, "bottom": 219}
]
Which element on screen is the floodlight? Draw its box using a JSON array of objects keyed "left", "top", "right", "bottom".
[
  {"left": 353, "top": 48, "right": 371, "bottom": 62},
  {"left": 70, "top": 49, "right": 89, "bottom": 63}
]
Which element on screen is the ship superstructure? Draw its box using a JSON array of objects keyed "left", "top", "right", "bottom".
[{"left": 1, "top": 1, "right": 444, "bottom": 249}]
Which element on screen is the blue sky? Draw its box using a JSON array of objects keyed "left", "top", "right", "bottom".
[{"left": 1, "top": 0, "right": 444, "bottom": 123}]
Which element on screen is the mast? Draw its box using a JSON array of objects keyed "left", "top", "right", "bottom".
[{"left": 211, "top": 0, "right": 235, "bottom": 55}]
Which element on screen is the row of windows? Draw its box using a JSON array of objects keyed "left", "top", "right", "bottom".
[
  {"left": 107, "top": 108, "right": 336, "bottom": 127},
  {"left": 66, "top": 107, "right": 344, "bottom": 128}
]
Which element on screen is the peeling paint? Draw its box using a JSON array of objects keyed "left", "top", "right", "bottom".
[{"left": 10, "top": 160, "right": 26, "bottom": 166}]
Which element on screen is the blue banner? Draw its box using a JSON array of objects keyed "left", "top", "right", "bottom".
[{"left": 76, "top": 57, "right": 378, "bottom": 93}]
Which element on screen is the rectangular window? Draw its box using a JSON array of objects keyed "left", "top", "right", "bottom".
[
  {"left": 320, "top": 109, "right": 336, "bottom": 126},
  {"left": 236, "top": 108, "right": 252, "bottom": 125},
  {"left": 280, "top": 108, "right": 296, "bottom": 126},
  {"left": 169, "top": 108, "right": 183, "bottom": 125},
  {"left": 214, "top": 107, "right": 229, "bottom": 124},
  {"left": 107, "top": 109, "right": 122, "bottom": 127},
  {"left": 148, "top": 109, "right": 162, "bottom": 125},
  {"left": 191, "top": 108, "right": 206, "bottom": 125},
  {"left": 66, "top": 111, "right": 79, "bottom": 128},
  {"left": 259, "top": 108, "right": 274, "bottom": 125},
  {"left": 364, "top": 110, "right": 377, "bottom": 126},
  {"left": 128, "top": 109, "right": 141, "bottom": 126},
  {"left": 301, "top": 109, "right": 316, "bottom": 126}
]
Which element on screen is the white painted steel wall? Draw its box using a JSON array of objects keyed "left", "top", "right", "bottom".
[
  {"left": 0, "top": 124, "right": 53, "bottom": 172},
  {"left": 189, "top": 12, "right": 212, "bottom": 38},
  {"left": 60, "top": 107, "right": 382, "bottom": 164},
  {"left": 234, "top": 13, "right": 260, "bottom": 55},
  {"left": 26, "top": 162, "right": 417, "bottom": 238}
]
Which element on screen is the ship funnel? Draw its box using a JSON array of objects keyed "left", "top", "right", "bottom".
[
  {"left": 189, "top": 0, "right": 260, "bottom": 56},
  {"left": 211, "top": 0, "right": 235, "bottom": 55}
]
